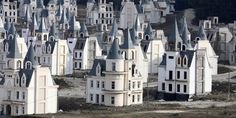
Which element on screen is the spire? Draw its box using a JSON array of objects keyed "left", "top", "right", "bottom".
[
  {"left": 69, "top": 15, "right": 79, "bottom": 31},
  {"left": 30, "top": 13, "right": 38, "bottom": 30},
  {"left": 197, "top": 25, "right": 207, "bottom": 40},
  {"left": 130, "top": 28, "right": 141, "bottom": 45},
  {"left": 38, "top": 17, "right": 48, "bottom": 33},
  {"left": 49, "top": 22, "right": 58, "bottom": 38},
  {"left": 120, "top": 29, "right": 135, "bottom": 49},
  {"left": 134, "top": 15, "right": 141, "bottom": 31},
  {"left": 66, "top": 8, "right": 71, "bottom": 21},
  {"left": 144, "top": 23, "right": 153, "bottom": 37},
  {"left": 109, "top": 19, "right": 118, "bottom": 36},
  {"left": 6, "top": 34, "right": 22, "bottom": 58},
  {"left": 168, "top": 18, "right": 182, "bottom": 42},
  {"left": 56, "top": 5, "right": 62, "bottom": 17},
  {"left": 24, "top": 41, "right": 38, "bottom": 67},
  {"left": 24, "top": 6, "right": 31, "bottom": 24},
  {"left": 59, "top": 8, "right": 68, "bottom": 25},
  {"left": 8, "top": 23, "right": 16, "bottom": 35},
  {"left": 4, "top": 20, "right": 10, "bottom": 31},
  {"left": 37, "top": 0, "right": 44, "bottom": 8},
  {"left": 181, "top": 25, "right": 192, "bottom": 49},
  {"left": 107, "top": 38, "right": 123, "bottom": 59},
  {"left": 180, "top": 16, "right": 190, "bottom": 35},
  {"left": 80, "top": 22, "right": 89, "bottom": 37}
]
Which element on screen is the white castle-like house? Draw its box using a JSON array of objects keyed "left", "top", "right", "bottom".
[
  {"left": 86, "top": 29, "right": 145, "bottom": 106},
  {"left": 157, "top": 18, "right": 218, "bottom": 101}
]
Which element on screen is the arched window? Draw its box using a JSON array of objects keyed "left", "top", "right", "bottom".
[
  {"left": 177, "top": 42, "right": 182, "bottom": 51},
  {"left": 97, "top": 65, "right": 101, "bottom": 76},
  {"left": 138, "top": 33, "right": 142, "bottom": 39},
  {"left": 183, "top": 56, "right": 187, "bottom": 66},
  {"left": 182, "top": 45, "right": 186, "bottom": 51},
  {"left": 17, "top": 60, "right": 21, "bottom": 69},
  {"left": 43, "top": 34, "right": 47, "bottom": 41},
  {"left": 80, "top": 33, "right": 84, "bottom": 38},
  {"left": 15, "top": 75, "right": 19, "bottom": 85},
  {"left": 37, "top": 34, "right": 42, "bottom": 40},
  {"left": 50, "top": 36, "right": 54, "bottom": 41},
  {"left": 177, "top": 57, "right": 181, "bottom": 65},
  {"left": 8, "top": 35, "right": 13, "bottom": 40},
  {"left": 25, "top": 61, "right": 32, "bottom": 69},
  {"left": 124, "top": 51, "right": 128, "bottom": 60},
  {"left": 4, "top": 43, "right": 8, "bottom": 52},
  {"left": 21, "top": 74, "right": 26, "bottom": 86},
  {"left": 145, "top": 35, "right": 149, "bottom": 40},
  {"left": 7, "top": 60, "right": 10, "bottom": 68},
  {"left": 48, "top": 45, "right": 51, "bottom": 53}
]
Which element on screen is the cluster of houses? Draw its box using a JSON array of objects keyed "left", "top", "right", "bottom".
[{"left": 3, "top": 0, "right": 236, "bottom": 116}]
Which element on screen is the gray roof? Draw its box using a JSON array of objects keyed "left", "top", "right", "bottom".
[
  {"left": 160, "top": 50, "right": 195, "bottom": 67},
  {"left": 80, "top": 22, "right": 89, "bottom": 37},
  {"left": 181, "top": 24, "right": 192, "bottom": 49},
  {"left": 40, "top": 9, "right": 49, "bottom": 17},
  {"left": 8, "top": 23, "right": 16, "bottom": 35},
  {"left": 89, "top": 59, "right": 106, "bottom": 76},
  {"left": 24, "top": 6, "right": 32, "bottom": 23},
  {"left": 45, "top": 41, "right": 56, "bottom": 54},
  {"left": 88, "top": 0, "right": 95, "bottom": 3},
  {"left": 57, "top": 0, "right": 64, "bottom": 5},
  {"left": 75, "top": 40, "right": 86, "bottom": 50},
  {"left": 107, "top": 38, "right": 123, "bottom": 59},
  {"left": 197, "top": 25, "right": 207, "bottom": 40},
  {"left": 4, "top": 20, "right": 10, "bottom": 31},
  {"left": 134, "top": 15, "right": 142, "bottom": 31},
  {"left": 109, "top": 19, "right": 118, "bottom": 36},
  {"left": 69, "top": 15, "right": 79, "bottom": 31},
  {"left": 168, "top": 18, "right": 182, "bottom": 42},
  {"left": 48, "top": 0, "right": 57, "bottom": 4},
  {"left": 18, "top": 69, "right": 34, "bottom": 87},
  {"left": 37, "top": 17, "right": 48, "bottom": 33},
  {"left": 6, "top": 35, "right": 22, "bottom": 58},
  {"left": 24, "top": 42, "right": 38, "bottom": 66},
  {"left": 144, "top": 23, "right": 153, "bottom": 37},
  {"left": 66, "top": 8, "right": 71, "bottom": 21},
  {"left": 24, "top": 0, "right": 31, "bottom": 4},
  {"left": 56, "top": 5, "right": 62, "bottom": 17},
  {"left": 130, "top": 28, "right": 141, "bottom": 45},
  {"left": 136, "top": 4, "right": 144, "bottom": 14},
  {"left": 180, "top": 16, "right": 190, "bottom": 36},
  {"left": 120, "top": 29, "right": 135, "bottom": 49},
  {"left": 30, "top": 13, "right": 38, "bottom": 31}
]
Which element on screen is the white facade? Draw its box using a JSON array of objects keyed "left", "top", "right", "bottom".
[{"left": 0, "top": 0, "right": 17, "bottom": 23}]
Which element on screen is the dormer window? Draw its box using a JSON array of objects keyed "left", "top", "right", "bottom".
[
  {"left": 48, "top": 45, "right": 51, "bottom": 53},
  {"left": 145, "top": 35, "right": 149, "bottom": 40},
  {"left": 182, "top": 45, "right": 186, "bottom": 51},
  {"left": 37, "top": 34, "right": 42, "bottom": 40},
  {"left": 50, "top": 36, "right": 54, "bottom": 41},
  {"left": 43, "top": 34, "right": 47, "bottom": 41},
  {"left": 80, "top": 33, "right": 84, "bottom": 38},
  {"left": 4, "top": 43, "right": 8, "bottom": 52},
  {"left": 21, "top": 74, "right": 26, "bottom": 87},
  {"left": 8, "top": 35, "right": 13, "bottom": 40},
  {"left": 25, "top": 61, "right": 32, "bottom": 69},
  {"left": 97, "top": 65, "right": 101, "bottom": 76},
  {"left": 15, "top": 74, "right": 19, "bottom": 86}
]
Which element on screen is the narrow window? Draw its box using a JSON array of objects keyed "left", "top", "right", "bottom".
[
  {"left": 162, "top": 83, "right": 165, "bottom": 90},
  {"left": 177, "top": 71, "right": 180, "bottom": 79},
  {"left": 132, "top": 95, "right": 135, "bottom": 102},
  {"left": 102, "top": 81, "right": 105, "bottom": 89},
  {"left": 111, "top": 96, "right": 115, "bottom": 104},
  {"left": 184, "top": 71, "right": 187, "bottom": 79},
  {"left": 16, "top": 91, "right": 19, "bottom": 99},
  {"left": 97, "top": 81, "right": 100, "bottom": 88},
  {"left": 169, "top": 71, "right": 173, "bottom": 80},
  {"left": 169, "top": 84, "right": 172, "bottom": 92},
  {"left": 90, "top": 80, "right": 93, "bottom": 88},
  {"left": 90, "top": 94, "right": 93, "bottom": 101},
  {"left": 184, "top": 85, "right": 187, "bottom": 93},
  {"left": 177, "top": 84, "right": 180, "bottom": 92},
  {"left": 101, "top": 95, "right": 104, "bottom": 102},
  {"left": 112, "top": 62, "right": 116, "bottom": 71}
]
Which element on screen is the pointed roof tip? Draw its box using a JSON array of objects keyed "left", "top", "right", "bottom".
[
  {"left": 198, "top": 25, "right": 207, "bottom": 40},
  {"left": 69, "top": 15, "right": 79, "bottom": 31},
  {"left": 181, "top": 26, "right": 192, "bottom": 49},
  {"left": 49, "top": 22, "right": 58, "bottom": 38},
  {"left": 59, "top": 8, "right": 68, "bottom": 24},
  {"left": 80, "top": 22, "right": 89, "bottom": 37},
  {"left": 6, "top": 34, "right": 22, "bottom": 58},
  {"left": 31, "top": 13, "right": 38, "bottom": 30},
  {"left": 24, "top": 6, "right": 32, "bottom": 23},
  {"left": 56, "top": 5, "right": 62, "bottom": 16},
  {"left": 8, "top": 23, "right": 16, "bottom": 35},
  {"left": 107, "top": 38, "right": 123, "bottom": 59},
  {"left": 38, "top": 17, "right": 48, "bottom": 33},
  {"left": 134, "top": 14, "right": 141, "bottom": 31},
  {"left": 180, "top": 16, "right": 190, "bottom": 35},
  {"left": 168, "top": 18, "right": 182, "bottom": 41},
  {"left": 120, "top": 28, "right": 135, "bottom": 49},
  {"left": 144, "top": 23, "right": 153, "bottom": 38},
  {"left": 109, "top": 19, "right": 118, "bottom": 36},
  {"left": 24, "top": 42, "right": 38, "bottom": 66}
]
